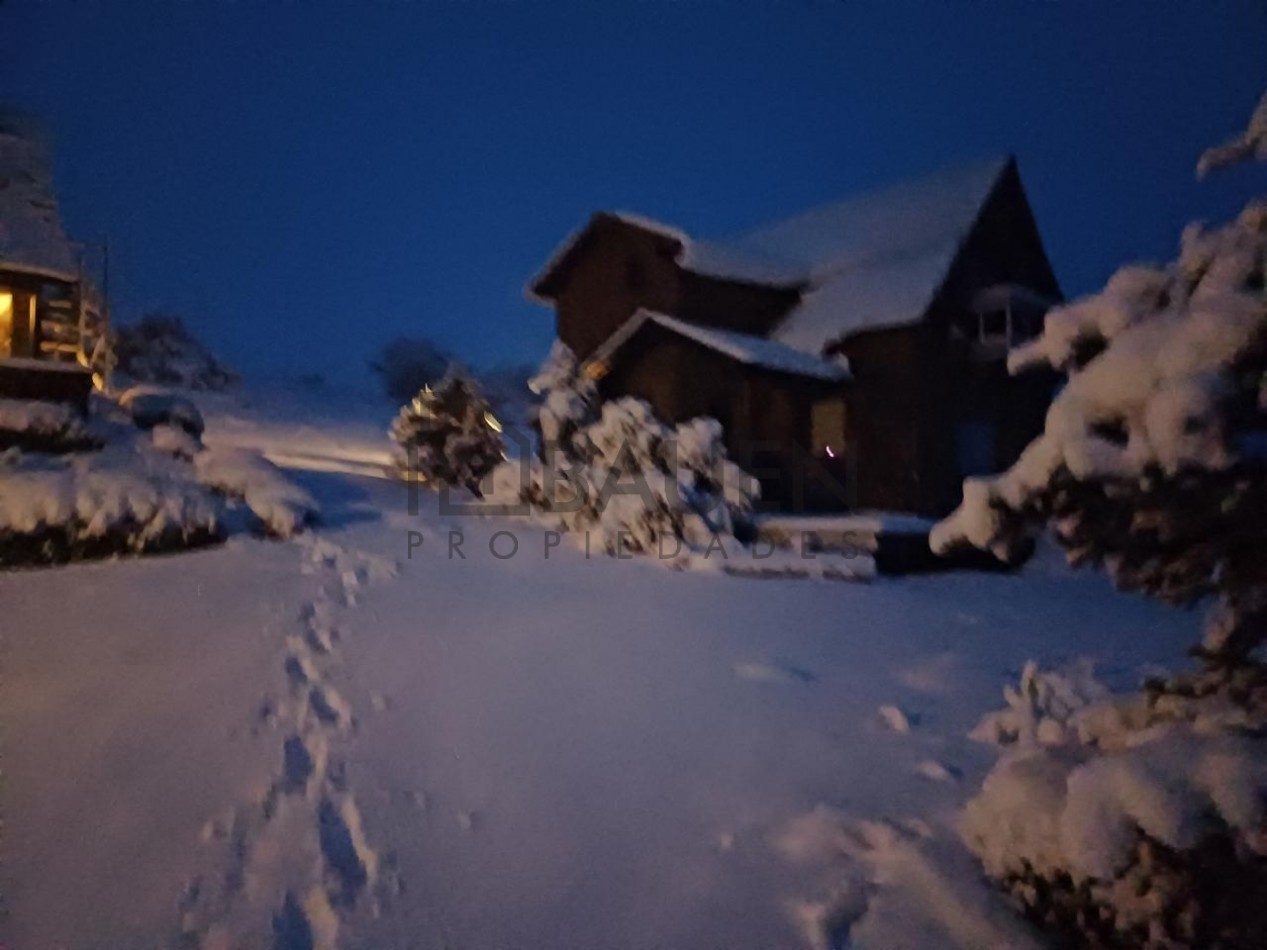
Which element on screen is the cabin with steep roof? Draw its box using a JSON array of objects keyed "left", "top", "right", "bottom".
[
  {"left": 0, "top": 113, "right": 107, "bottom": 407},
  {"left": 529, "top": 157, "right": 1061, "bottom": 515}
]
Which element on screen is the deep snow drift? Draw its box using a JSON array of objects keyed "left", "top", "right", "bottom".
[{"left": 0, "top": 381, "right": 1200, "bottom": 949}]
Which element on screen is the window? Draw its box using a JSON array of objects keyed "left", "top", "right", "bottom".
[
  {"left": 811, "top": 397, "right": 847, "bottom": 458},
  {"left": 0, "top": 291, "right": 36, "bottom": 358},
  {"left": 978, "top": 307, "right": 1010, "bottom": 343},
  {"left": 0, "top": 289, "right": 11, "bottom": 358},
  {"left": 970, "top": 284, "right": 1053, "bottom": 349}
]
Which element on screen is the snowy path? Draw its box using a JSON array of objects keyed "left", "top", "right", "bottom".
[{"left": 0, "top": 387, "right": 1202, "bottom": 948}]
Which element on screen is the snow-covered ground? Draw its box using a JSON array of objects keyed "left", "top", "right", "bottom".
[{"left": 1, "top": 381, "right": 1199, "bottom": 949}]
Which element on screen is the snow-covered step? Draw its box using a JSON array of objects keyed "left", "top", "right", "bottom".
[{"left": 754, "top": 512, "right": 1011, "bottom": 574}]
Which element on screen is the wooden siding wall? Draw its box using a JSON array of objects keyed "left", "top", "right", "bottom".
[
  {"left": 915, "top": 162, "right": 1062, "bottom": 515},
  {"left": 835, "top": 325, "right": 923, "bottom": 512},
  {"left": 677, "top": 271, "right": 800, "bottom": 337},
  {"left": 555, "top": 221, "right": 681, "bottom": 360},
  {"left": 599, "top": 325, "right": 842, "bottom": 510},
  {"left": 552, "top": 220, "right": 800, "bottom": 360}
]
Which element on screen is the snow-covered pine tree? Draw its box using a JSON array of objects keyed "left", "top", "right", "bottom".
[
  {"left": 528, "top": 339, "right": 599, "bottom": 457},
  {"left": 489, "top": 341, "right": 759, "bottom": 556},
  {"left": 390, "top": 369, "right": 505, "bottom": 494},
  {"left": 933, "top": 91, "right": 1267, "bottom": 664},
  {"left": 935, "top": 91, "right": 1267, "bottom": 949}
]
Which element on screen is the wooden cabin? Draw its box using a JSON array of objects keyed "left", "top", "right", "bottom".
[
  {"left": 0, "top": 114, "right": 105, "bottom": 408},
  {"left": 528, "top": 157, "right": 1061, "bottom": 515}
]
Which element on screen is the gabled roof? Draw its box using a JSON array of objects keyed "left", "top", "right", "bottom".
[
  {"left": 0, "top": 114, "right": 78, "bottom": 282},
  {"left": 527, "top": 210, "right": 804, "bottom": 303},
  {"left": 762, "top": 157, "right": 1011, "bottom": 352},
  {"left": 529, "top": 157, "right": 1016, "bottom": 354},
  {"left": 591, "top": 309, "right": 850, "bottom": 383}
]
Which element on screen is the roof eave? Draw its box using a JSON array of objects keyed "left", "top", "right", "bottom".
[{"left": 0, "top": 258, "right": 79, "bottom": 284}]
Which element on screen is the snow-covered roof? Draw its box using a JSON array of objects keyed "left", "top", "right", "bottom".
[
  {"left": 528, "top": 210, "right": 807, "bottom": 302},
  {"left": 590, "top": 309, "right": 850, "bottom": 383},
  {"left": 759, "top": 156, "right": 1012, "bottom": 352},
  {"left": 0, "top": 115, "right": 78, "bottom": 282},
  {"left": 531, "top": 158, "right": 1013, "bottom": 352}
]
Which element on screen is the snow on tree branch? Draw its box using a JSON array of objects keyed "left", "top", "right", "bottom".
[
  {"left": 933, "top": 90, "right": 1267, "bottom": 658},
  {"left": 1197, "top": 90, "right": 1267, "bottom": 177}
]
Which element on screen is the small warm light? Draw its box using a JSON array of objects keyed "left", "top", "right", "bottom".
[
  {"left": 584, "top": 360, "right": 609, "bottom": 380},
  {"left": 0, "top": 290, "right": 12, "bottom": 359},
  {"left": 825, "top": 446, "right": 835, "bottom": 458},
  {"left": 484, "top": 411, "right": 503, "bottom": 433}
]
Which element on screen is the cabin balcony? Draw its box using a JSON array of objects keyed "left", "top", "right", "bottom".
[
  {"left": 0, "top": 356, "right": 94, "bottom": 408},
  {"left": 0, "top": 283, "right": 96, "bottom": 409}
]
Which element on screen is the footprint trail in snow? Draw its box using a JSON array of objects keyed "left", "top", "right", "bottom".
[{"left": 178, "top": 535, "right": 399, "bottom": 950}]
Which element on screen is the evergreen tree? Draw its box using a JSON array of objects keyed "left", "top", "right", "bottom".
[{"left": 390, "top": 370, "right": 505, "bottom": 494}]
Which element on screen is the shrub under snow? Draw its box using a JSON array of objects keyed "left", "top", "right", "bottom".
[
  {"left": 192, "top": 446, "right": 318, "bottom": 538},
  {"left": 119, "top": 386, "right": 206, "bottom": 438},
  {"left": 0, "top": 441, "right": 222, "bottom": 566},
  {"left": 0, "top": 397, "right": 103, "bottom": 453},
  {"left": 962, "top": 662, "right": 1267, "bottom": 949},
  {"left": 488, "top": 342, "right": 760, "bottom": 558},
  {"left": 0, "top": 393, "right": 320, "bottom": 566}
]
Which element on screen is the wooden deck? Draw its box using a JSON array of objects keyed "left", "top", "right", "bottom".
[{"left": 0, "top": 357, "right": 93, "bottom": 408}]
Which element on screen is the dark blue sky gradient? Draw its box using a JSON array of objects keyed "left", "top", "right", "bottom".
[{"left": 4, "top": 1, "right": 1266, "bottom": 386}]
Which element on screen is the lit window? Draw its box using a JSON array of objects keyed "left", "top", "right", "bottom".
[
  {"left": 811, "top": 397, "right": 846, "bottom": 458},
  {"left": 0, "top": 290, "right": 11, "bottom": 358}
]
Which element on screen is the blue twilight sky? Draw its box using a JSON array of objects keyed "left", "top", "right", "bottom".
[{"left": 3, "top": 1, "right": 1266, "bottom": 388}]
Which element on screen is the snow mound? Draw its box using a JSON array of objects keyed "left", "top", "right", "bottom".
[
  {"left": 962, "top": 656, "right": 1267, "bottom": 947},
  {"left": 969, "top": 658, "right": 1112, "bottom": 747},
  {"left": 0, "top": 397, "right": 102, "bottom": 452},
  {"left": 194, "top": 446, "right": 318, "bottom": 538},
  {"left": 773, "top": 806, "right": 1045, "bottom": 950},
  {"left": 0, "top": 442, "right": 222, "bottom": 564},
  {"left": 119, "top": 386, "right": 206, "bottom": 438}
]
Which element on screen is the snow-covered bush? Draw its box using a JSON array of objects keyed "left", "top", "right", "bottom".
[
  {"left": 488, "top": 342, "right": 759, "bottom": 557},
  {"left": 0, "top": 397, "right": 103, "bottom": 453},
  {"left": 962, "top": 663, "right": 1267, "bottom": 949},
  {"left": 192, "top": 446, "right": 318, "bottom": 537},
  {"left": 370, "top": 336, "right": 453, "bottom": 402},
  {"left": 119, "top": 386, "right": 205, "bottom": 438},
  {"left": 528, "top": 340, "right": 598, "bottom": 452},
  {"left": 389, "top": 370, "right": 505, "bottom": 494},
  {"left": 0, "top": 441, "right": 223, "bottom": 566},
  {"left": 937, "top": 93, "right": 1267, "bottom": 949},
  {"left": 112, "top": 313, "right": 238, "bottom": 390},
  {"left": 0, "top": 393, "right": 320, "bottom": 565}
]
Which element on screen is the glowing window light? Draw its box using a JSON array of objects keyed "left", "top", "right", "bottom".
[{"left": 0, "top": 290, "right": 12, "bottom": 358}]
